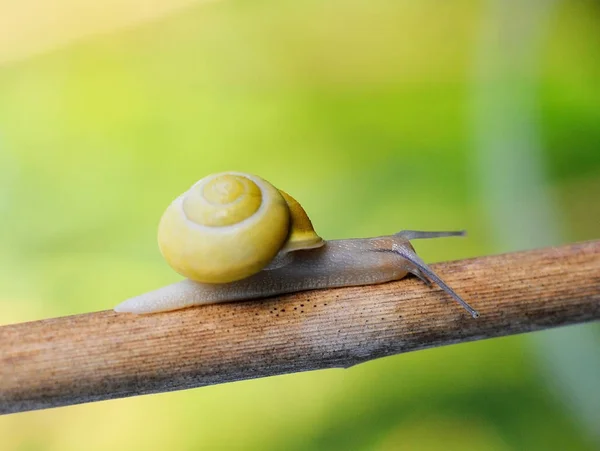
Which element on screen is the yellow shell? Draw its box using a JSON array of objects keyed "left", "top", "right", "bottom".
[
  {"left": 157, "top": 172, "right": 324, "bottom": 284},
  {"left": 279, "top": 190, "right": 323, "bottom": 252}
]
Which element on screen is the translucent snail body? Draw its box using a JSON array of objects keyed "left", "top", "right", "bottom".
[{"left": 114, "top": 172, "right": 479, "bottom": 318}]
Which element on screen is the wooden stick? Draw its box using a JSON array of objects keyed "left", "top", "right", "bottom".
[{"left": 1, "top": 241, "right": 599, "bottom": 415}]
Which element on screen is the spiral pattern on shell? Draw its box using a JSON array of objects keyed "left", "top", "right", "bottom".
[{"left": 158, "top": 172, "right": 291, "bottom": 283}]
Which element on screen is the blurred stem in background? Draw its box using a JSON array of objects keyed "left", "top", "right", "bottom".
[{"left": 471, "top": 0, "right": 600, "bottom": 444}]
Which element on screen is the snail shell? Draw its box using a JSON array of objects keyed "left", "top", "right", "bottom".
[{"left": 157, "top": 172, "right": 324, "bottom": 284}]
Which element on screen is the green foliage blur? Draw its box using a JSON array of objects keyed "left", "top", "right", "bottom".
[{"left": 1, "top": 1, "right": 599, "bottom": 450}]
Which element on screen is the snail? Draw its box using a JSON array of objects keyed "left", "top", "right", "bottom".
[{"left": 114, "top": 171, "right": 479, "bottom": 318}]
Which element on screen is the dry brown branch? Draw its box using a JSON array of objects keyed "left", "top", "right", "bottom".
[{"left": 1, "top": 240, "right": 599, "bottom": 415}]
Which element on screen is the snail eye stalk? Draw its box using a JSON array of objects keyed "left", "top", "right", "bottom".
[{"left": 392, "top": 241, "right": 480, "bottom": 318}]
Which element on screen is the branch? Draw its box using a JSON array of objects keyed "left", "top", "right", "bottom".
[{"left": 1, "top": 241, "right": 599, "bottom": 415}]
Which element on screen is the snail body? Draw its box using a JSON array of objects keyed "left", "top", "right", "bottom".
[{"left": 114, "top": 172, "right": 479, "bottom": 318}]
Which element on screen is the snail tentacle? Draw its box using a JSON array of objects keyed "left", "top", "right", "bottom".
[{"left": 391, "top": 241, "right": 479, "bottom": 318}]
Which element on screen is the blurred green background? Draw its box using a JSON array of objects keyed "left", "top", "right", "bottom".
[{"left": 1, "top": 0, "right": 599, "bottom": 450}]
